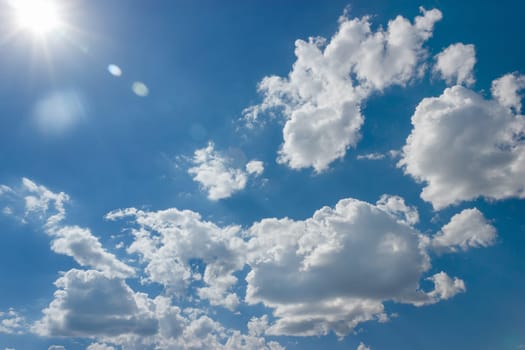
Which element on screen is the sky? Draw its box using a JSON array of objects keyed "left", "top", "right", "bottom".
[{"left": 0, "top": 0, "right": 524, "bottom": 349}]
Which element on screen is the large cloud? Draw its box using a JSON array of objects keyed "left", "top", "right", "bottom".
[
  {"left": 243, "top": 8, "right": 442, "bottom": 172},
  {"left": 4, "top": 179, "right": 497, "bottom": 341},
  {"left": 109, "top": 195, "right": 494, "bottom": 338},
  {"left": 399, "top": 74, "right": 525, "bottom": 209},
  {"left": 34, "top": 269, "right": 283, "bottom": 350},
  {"left": 243, "top": 197, "right": 474, "bottom": 337},
  {"left": 188, "top": 142, "right": 264, "bottom": 200},
  {"left": 33, "top": 269, "right": 158, "bottom": 337}
]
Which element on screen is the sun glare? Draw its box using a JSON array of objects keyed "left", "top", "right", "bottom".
[{"left": 10, "top": 0, "right": 63, "bottom": 36}]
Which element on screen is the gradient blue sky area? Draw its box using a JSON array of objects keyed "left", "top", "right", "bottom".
[{"left": 1, "top": 0, "right": 524, "bottom": 349}]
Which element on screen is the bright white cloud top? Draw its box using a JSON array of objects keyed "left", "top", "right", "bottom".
[
  {"left": 188, "top": 142, "right": 264, "bottom": 200},
  {"left": 434, "top": 43, "right": 476, "bottom": 86},
  {"left": 400, "top": 74, "right": 525, "bottom": 209},
  {"left": 244, "top": 8, "right": 442, "bottom": 172}
]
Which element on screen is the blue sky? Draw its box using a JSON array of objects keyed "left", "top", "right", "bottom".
[{"left": 0, "top": 1, "right": 524, "bottom": 349}]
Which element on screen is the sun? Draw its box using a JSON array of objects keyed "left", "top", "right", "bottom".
[{"left": 9, "top": 0, "right": 63, "bottom": 36}]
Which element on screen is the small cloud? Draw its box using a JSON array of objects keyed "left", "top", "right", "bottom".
[
  {"left": 246, "top": 160, "right": 264, "bottom": 176},
  {"left": 357, "top": 153, "right": 385, "bottom": 160},
  {"left": 188, "top": 142, "right": 263, "bottom": 200}
]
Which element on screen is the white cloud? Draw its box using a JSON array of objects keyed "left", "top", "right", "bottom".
[
  {"left": 51, "top": 225, "right": 135, "bottom": 278},
  {"left": 0, "top": 185, "right": 13, "bottom": 195},
  {"left": 491, "top": 73, "right": 525, "bottom": 113},
  {"left": 357, "top": 153, "right": 385, "bottom": 160},
  {"left": 2, "top": 178, "right": 496, "bottom": 340},
  {"left": 246, "top": 160, "right": 265, "bottom": 176},
  {"left": 104, "top": 193, "right": 493, "bottom": 338},
  {"left": 434, "top": 43, "right": 476, "bottom": 86},
  {"left": 376, "top": 194, "right": 419, "bottom": 226},
  {"left": 423, "top": 272, "right": 466, "bottom": 304},
  {"left": 21, "top": 177, "right": 69, "bottom": 228},
  {"left": 431, "top": 208, "right": 497, "bottom": 253},
  {"left": 244, "top": 197, "right": 465, "bottom": 337},
  {"left": 188, "top": 142, "right": 263, "bottom": 200},
  {"left": 1, "top": 178, "right": 134, "bottom": 278},
  {"left": 0, "top": 309, "right": 26, "bottom": 334},
  {"left": 244, "top": 8, "right": 442, "bottom": 172},
  {"left": 105, "top": 207, "right": 245, "bottom": 310},
  {"left": 35, "top": 270, "right": 283, "bottom": 349},
  {"left": 48, "top": 346, "right": 66, "bottom": 350},
  {"left": 86, "top": 343, "right": 115, "bottom": 350},
  {"left": 33, "top": 269, "right": 159, "bottom": 338},
  {"left": 399, "top": 80, "right": 525, "bottom": 209},
  {"left": 357, "top": 343, "right": 371, "bottom": 350}
]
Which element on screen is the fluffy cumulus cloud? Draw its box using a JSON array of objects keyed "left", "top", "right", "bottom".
[
  {"left": 243, "top": 197, "right": 474, "bottom": 337},
  {"left": 431, "top": 208, "right": 497, "bottom": 253},
  {"left": 105, "top": 207, "right": 245, "bottom": 311},
  {"left": 491, "top": 72, "right": 525, "bottom": 112},
  {"left": 34, "top": 269, "right": 283, "bottom": 350},
  {"left": 188, "top": 142, "right": 264, "bottom": 200},
  {"left": 104, "top": 193, "right": 497, "bottom": 338},
  {"left": 0, "top": 178, "right": 134, "bottom": 278},
  {"left": 244, "top": 8, "right": 442, "bottom": 171},
  {"left": 0, "top": 309, "right": 26, "bottom": 334},
  {"left": 434, "top": 43, "right": 476, "bottom": 86},
  {"left": 1, "top": 178, "right": 499, "bottom": 343},
  {"left": 33, "top": 269, "right": 158, "bottom": 338},
  {"left": 246, "top": 160, "right": 265, "bottom": 176},
  {"left": 48, "top": 346, "right": 66, "bottom": 350},
  {"left": 376, "top": 194, "right": 419, "bottom": 226},
  {"left": 399, "top": 75, "right": 525, "bottom": 209}
]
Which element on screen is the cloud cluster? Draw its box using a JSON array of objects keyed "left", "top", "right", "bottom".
[
  {"left": 107, "top": 194, "right": 495, "bottom": 338},
  {"left": 2, "top": 4, "right": 516, "bottom": 348},
  {"left": 188, "top": 142, "right": 264, "bottom": 200},
  {"left": 399, "top": 74, "right": 525, "bottom": 209},
  {"left": 244, "top": 8, "right": 442, "bottom": 171},
  {"left": 0, "top": 309, "right": 26, "bottom": 335},
  {"left": 34, "top": 269, "right": 284, "bottom": 350},
  {"left": 106, "top": 207, "right": 245, "bottom": 310}
]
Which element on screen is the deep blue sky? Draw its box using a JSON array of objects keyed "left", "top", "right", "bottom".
[{"left": 0, "top": 1, "right": 524, "bottom": 349}]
